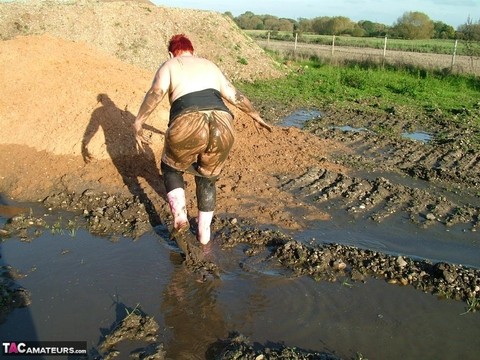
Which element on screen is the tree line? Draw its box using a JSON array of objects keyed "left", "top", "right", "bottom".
[{"left": 225, "top": 11, "right": 480, "bottom": 41}]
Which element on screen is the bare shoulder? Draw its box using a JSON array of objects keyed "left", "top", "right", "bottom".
[
  {"left": 160, "top": 57, "right": 176, "bottom": 69},
  {"left": 195, "top": 56, "right": 220, "bottom": 68}
]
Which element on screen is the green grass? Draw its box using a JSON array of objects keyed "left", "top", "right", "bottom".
[
  {"left": 461, "top": 296, "right": 480, "bottom": 315},
  {"left": 238, "top": 58, "right": 480, "bottom": 123},
  {"left": 237, "top": 55, "right": 480, "bottom": 149}
]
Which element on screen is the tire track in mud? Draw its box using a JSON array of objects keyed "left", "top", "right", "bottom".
[
  {"left": 308, "top": 109, "right": 480, "bottom": 189},
  {"left": 280, "top": 110, "right": 480, "bottom": 231},
  {"left": 279, "top": 167, "right": 479, "bottom": 230}
]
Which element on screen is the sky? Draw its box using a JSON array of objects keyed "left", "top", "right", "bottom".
[{"left": 152, "top": 0, "right": 479, "bottom": 29}]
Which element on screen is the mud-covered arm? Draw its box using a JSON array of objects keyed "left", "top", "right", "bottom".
[
  {"left": 133, "top": 65, "right": 169, "bottom": 151},
  {"left": 220, "top": 76, "right": 272, "bottom": 132}
]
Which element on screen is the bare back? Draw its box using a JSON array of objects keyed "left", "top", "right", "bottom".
[
  {"left": 133, "top": 37, "right": 270, "bottom": 162},
  {"left": 136, "top": 50, "right": 270, "bottom": 133},
  {"left": 160, "top": 54, "right": 225, "bottom": 103}
]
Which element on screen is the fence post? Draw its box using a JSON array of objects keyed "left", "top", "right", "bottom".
[
  {"left": 331, "top": 35, "right": 335, "bottom": 55},
  {"left": 383, "top": 35, "right": 387, "bottom": 58},
  {"left": 267, "top": 31, "right": 270, "bottom": 46},
  {"left": 451, "top": 39, "right": 458, "bottom": 68},
  {"left": 294, "top": 32, "right": 298, "bottom": 52}
]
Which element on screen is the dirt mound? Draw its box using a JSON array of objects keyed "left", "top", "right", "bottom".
[
  {"left": 1, "top": 2, "right": 477, "bottom": 234},
  {"left": 1, "top": 0, "right": 327, "bottom": 230},
  {"left": 0, "top": 30, "right": 343, "bottom": 229},
  {"left": 0, "top": 0, "right": 284, "bottom": 82},
  {"left": 1, "top": 34, "right": 167, "bottom": 158}
]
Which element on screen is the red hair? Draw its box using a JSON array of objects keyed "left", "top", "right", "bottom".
[{"left": 168, "top": 34, "right": 194, "bottom": 57}]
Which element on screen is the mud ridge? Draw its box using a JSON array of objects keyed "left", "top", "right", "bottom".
[
  {"left": 306, "top": 107, "right": 480, "bottom": 191},
  {"left": 278, "top": 167, "right": 479, "bottom": 230},
  {"left": 280, "top": 105, "right": 480, "bottom": 231}
]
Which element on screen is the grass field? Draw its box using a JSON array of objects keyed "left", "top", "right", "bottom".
[
  {"left": 237, "top": 55, "right": 480, "bottom": 145},
  {"left": 245, "top": 30, "right": 479, "bottom": 57}
]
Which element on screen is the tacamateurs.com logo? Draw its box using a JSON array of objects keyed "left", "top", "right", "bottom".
[{"left": 2, "top": 341, "right": 87, "bottom": 356}]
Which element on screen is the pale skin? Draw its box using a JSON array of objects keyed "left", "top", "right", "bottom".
[{"left": 133, "top": 50, "right": 271, "bottom": 151}]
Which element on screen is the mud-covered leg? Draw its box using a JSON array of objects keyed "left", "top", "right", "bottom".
[
  {"left": 195, "top": 175, "right": 216, "bottom": 245},
  {"left": 162, "top": 161, "right": 188, "bottom": 233},
  {"left": 166, "top": 188, "right": 188, "bottom": 232}
]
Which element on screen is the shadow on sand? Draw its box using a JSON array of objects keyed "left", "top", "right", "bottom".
[{"left": 82, "top": 93, "right": 165, "bottom": 228}]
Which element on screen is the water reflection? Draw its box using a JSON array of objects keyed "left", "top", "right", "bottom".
[
  {"left": 402, "top": 131, "right": 433, "bottom": 143},
  {"left": 331, "top": 125, "right": 369, "bottom": 133},
  {"left": 280, "top": 109, "right": 434, "bottom": 145},
  {"left": 1, "top": 209, "right": 479, "bottom": 359},
  {"left": 279, "top": 109, "right": 322, "bottom": 128},
  {"left": 0, "top": 196, "right": 39, "bottom": 360},
  {"left": 161, "top": 252, "right": 227, "bottom": 359}
]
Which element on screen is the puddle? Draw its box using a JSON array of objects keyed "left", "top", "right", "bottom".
[
  {"left": 309, "top": 120, "right": 434, "bottom": 144},
  {"left": 279, "top": 109, "right": 322, "bottom": 128},
  {"left": 281, "top": 111, "right": 433, "bottom": 146},
  {"left": 297, "top": 214, "right": 480, "bottom": 268},
  {"left": 330, "top": 127, "right": 433, "bottom": 144},
  {"left": 1, "top": 208, "right": 480, "bottom": 359},
  {"left": 332, "top": 125, "right": 369, "bottom": 133},
  {"left": 402, "top": 131, "right": 433, "bottom": 143}
]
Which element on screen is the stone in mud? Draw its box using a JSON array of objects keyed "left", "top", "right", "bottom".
[
  {"left": 98, "top": 311, "right": 165, "bottom": 359},
  {"left": 396, "top": 256, "right": 408, "bottom": 268},
  {"left": 351, "top": 268, "right": 366, "bottom": 282},
  {"left": 0, "top": 266, "right": 32, "bottom": 323},
  {"left": 426, "top": 213, "right": 436, "bottom": 221},
  {"left": 332, "top": 259, "right": 347, "bottom": 270},
  {"left": 210, "top": 332, "right": 341, "bottom": 359}
]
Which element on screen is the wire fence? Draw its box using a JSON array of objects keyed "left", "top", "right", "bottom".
[{"left": 257, "top": 38, "right": 480, "bottom": 76}]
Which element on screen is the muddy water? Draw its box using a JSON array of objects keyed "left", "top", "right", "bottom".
[
  {"left": 1, "top": 109, "right": 479, "bottom": 358},
  {"left": 295, "top": 213, "right": 480, "bottom": 268},
  {"left": 1, "top": 212, "right": 480, "bottom": 360},
  {"left": 279, "top": 109, "right": 480, "bottom": 268},
  {"left": 280, "top": 109, "right": 322, "bottom": 128}
]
